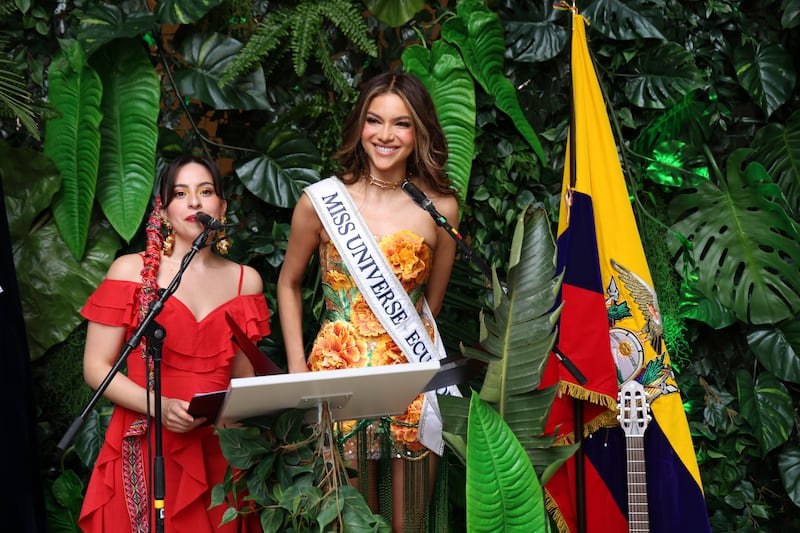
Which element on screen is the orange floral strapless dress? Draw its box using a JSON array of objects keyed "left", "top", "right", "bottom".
[{"left": 307, "top": 230, "right": 436, "bottom": 458}]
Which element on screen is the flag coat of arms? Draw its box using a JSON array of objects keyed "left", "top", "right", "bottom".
[{"left": 540, "top": 10, "right": 711, "bottom": 533}]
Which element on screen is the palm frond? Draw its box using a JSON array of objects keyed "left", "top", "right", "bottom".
[{"left": 0, "top": 35, "right": 39, "bottom": 139}]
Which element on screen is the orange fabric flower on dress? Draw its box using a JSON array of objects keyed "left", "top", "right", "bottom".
[
  {"left": 351, "top": 295, "right": 385, "bottom": 337},
  {"left": 323, "top": 269, "right": 352, "bottom": 292},
  {"left": 371, "top": 334, "right": 407, "bottom": 366},
  {"left": 308, "top": 321, "right": 367, "bottom": 371},
  {"left": 379, "top": 230, "right": 430, "bottom": 287},
  {"left": 391, "top": 394, "right": 425, "bottom": 452}
]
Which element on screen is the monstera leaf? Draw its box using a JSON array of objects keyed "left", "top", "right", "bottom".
[
  {"left": 624, "top": 41, "right": 705, "bottom": 110},
  {"left": 441, "top": 209, "right": 575, "bottom": 480},
  {"left": 734, "top": 42, "right": 796, "bottom": 119},
  {"left": 235, "top": 127, "right": 322, "bottom": 208},
  {"left": 506, "top": 18, "right": 568, "bottom": 64},
  {"left": 403, "top": 41, "right": 475, "bottom": 205},
  {"left": 91, "top": 39, "right": 160, "bottom": 242},
  {"left": 174, "top": 31, "right": 269, "bottom": 110},
  {"left": 582, "top": 0, "right": 665, "bottom": 40},
  {"left": 668, "top": 149, "right": 800, "bottom": 324},
  {"left": 466, "top": 390, "right": 547, "bottom": 533},
  {"left": 736, "top": 370, "right": 794, "bottom": 455},
  {"left": 363, "top": 0, "right": 426, "bottom": 27},
  {"left": 747, "top": 320, "right": 800, "bottom": 384},
  {"left": 77, "top": 3, "right": 155, "bottom": 57},
  {"left": 752, "top": 110, "right": 800, "bottom": 215},
  {"left": 154, "top": 0, "right": 226, "bottom": 24}
]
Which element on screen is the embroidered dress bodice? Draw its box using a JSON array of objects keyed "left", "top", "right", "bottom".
[{"left": 308, "top": 230, "right": 436, "bottom": 454}]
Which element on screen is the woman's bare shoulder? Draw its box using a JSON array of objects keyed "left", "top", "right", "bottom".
[
  {"left": 104, "top": 252, "right": 145, "bottom": 282},
  {"left": 238, "top": 263, "right": 264, "bottom": 295}
]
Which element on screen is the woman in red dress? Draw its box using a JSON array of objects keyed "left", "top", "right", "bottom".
[{"left": 78, "top": 154, "right": 269, "bottom": 533}]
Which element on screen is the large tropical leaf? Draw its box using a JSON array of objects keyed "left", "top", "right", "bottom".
[
  {"left": 779, "top": 446, "right": 800, "bottom": 509},
  {"left": 478, "top": 209, "right": 560, "bottom": 404},
  {"left": 466, "top": 390, "right": 547, "bottom": 533},
  {"left": 633, "top": 92, "right": 713, "bottom": 187},
  {"left": 76, "top": 3, "right": 155, "bottom": 57},
  {"left": 441, "top": 209, "right": 574, "bottom": 478},
  {"left": 235, "top": 128, "right": 322, "bottom": 208},
  {"left": 736, "top": 370, "right": 794, "bottom": 455},
  {"left": 677, "top": 276, "right": 737, "bottom": 330},
  {"left": 442, "top": 0, "right": 546, "bottom": 163},
  {"left": 44, "top": 41, "right": 103, "bottom": 260},
  {"left": 747, "top": 320, "right": 800, "bottom": 384},
  {"left": 734, "top": 42, "right": 797, "bottom": 119},
  {"left": 581, "top": 0, "right": 665, "bottom": 40},
  {"left": 635, "top": 92, "right": 714, "bottom": 151},
  {"left": 14, "top": 220, "right": 119, "bottom": 360},
  {"left": 752, "top": 109, "right": 800, "bottom": 216},
  {"left": 91, "top": 39, "right": 159, "bottom": 242},
  {"left": 668, "top": 149, "right": 800, "bottom": 324},
  {"left": 363, "top": 0, "right": 426, "bottom": 27},
  {"left": 0, "top": 141, "right": 61, "bottom": 242},
  {"left": 402, "top": 41, "right": 475, "bottom": 205},
  {"left": 504, "top": 0, "right": 568, "bottom": 64},
  {"left": 624, "top": 41, "right": 705, "bottom": 109},
  {"left": 174, "top": 31, "right": 270, "bottom": 110},
  {"left": 784, "top": 0, "right": 800, "bottom": 28},
  {"left": 154, "top": 0, "right": 226, "bottom": 24}
]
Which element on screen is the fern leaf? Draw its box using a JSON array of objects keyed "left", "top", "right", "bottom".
[
  {"left": 318, "top": 0, "right": 378, "bottom": 57},
  {"left": 313, "top": 34, "right": 354, "bottom": 96},
  {"left": 291, "top": 2, "right": 322, "bottom": 77},
  {"left": 219, "top": 9, "right": 292, "bottom": 86}
]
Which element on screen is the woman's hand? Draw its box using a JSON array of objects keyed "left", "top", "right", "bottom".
[{"left": 161, "top": 397, "right": 206, "bottom": 433}]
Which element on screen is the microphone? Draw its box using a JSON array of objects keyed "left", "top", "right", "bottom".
[
  {"left": 195, "top": 212, "right": 226, "bottom": 231},
  {"left": 401, "top": 179, "right": 493, "bottom": 284},
  {"left": 401, "top": 180, "right": 446, "bottom": 224}
]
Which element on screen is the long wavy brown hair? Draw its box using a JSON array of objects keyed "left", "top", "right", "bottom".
[{"left": 333, "top": 71, "right": 455, "bottom": 196}]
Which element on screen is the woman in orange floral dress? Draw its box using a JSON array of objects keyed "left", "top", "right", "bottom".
[{"left": 277, "top": 71, "right": 458, "bottom": 532}]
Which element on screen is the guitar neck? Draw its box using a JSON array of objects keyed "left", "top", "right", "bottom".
[{"left": 625, "top": 435, "right": 649, "bottom": 533}]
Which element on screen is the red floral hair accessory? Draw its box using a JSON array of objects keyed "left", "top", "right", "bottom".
[{"left": 137, "top": 195, "right": 164, "bottom": 356}]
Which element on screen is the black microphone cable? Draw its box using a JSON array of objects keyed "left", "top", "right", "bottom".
[{"left": 401, "top": 180, "right": 493, "bottom": 284}]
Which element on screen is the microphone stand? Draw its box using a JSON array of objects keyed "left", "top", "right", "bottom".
[
  {"left": 401, "top": 181, "right": 493, "bottom": 283},
  {"left": 58, "top": 226, "right": 213, "bottom": 533}
]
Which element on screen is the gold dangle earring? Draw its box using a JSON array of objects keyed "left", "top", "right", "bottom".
[
  {"left": 215, "top": 215, "right": 230, "bottom": 255},
  {"left": 162, "top": 218, "right": 174, "bottom": 256}
]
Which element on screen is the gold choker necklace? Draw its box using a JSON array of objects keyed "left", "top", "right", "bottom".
[{"left": 368, "top": 174, "right": 403, "bottom": 190}]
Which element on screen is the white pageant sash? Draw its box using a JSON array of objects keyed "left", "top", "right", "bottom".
[{"left": 305, "top": 177, "right": 459, "bottom": 454}]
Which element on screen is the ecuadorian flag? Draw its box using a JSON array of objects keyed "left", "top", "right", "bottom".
[{"left": 541, "top": 10, "right": 711, "bottom": 533}]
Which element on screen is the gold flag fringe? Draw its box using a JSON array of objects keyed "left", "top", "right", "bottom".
[
  {"left": 545, "top": 489, "right": 572, "bottom": 533},
  {"left": 559, "top": 380, "right": 617, "bottom": 411},
  {"left": 551, "top": 380, "right": 620, "bottom": 446}
]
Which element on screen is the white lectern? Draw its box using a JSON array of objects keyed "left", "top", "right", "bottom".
[{"left": 213, "top": 361, "right": 440, "bottom": 423}]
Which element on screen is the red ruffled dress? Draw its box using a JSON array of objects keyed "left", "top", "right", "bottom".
[{"left": 78, "top": 271, "right": 270, "bottom": 533}]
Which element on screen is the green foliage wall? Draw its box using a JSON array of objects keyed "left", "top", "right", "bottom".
[{"left": 2, "top": 0, "right": 800, "bottom": 531}]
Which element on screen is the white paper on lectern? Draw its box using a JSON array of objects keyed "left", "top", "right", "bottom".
[{"left": 219, "top": 361, "right": 440, "bottom": 422}]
